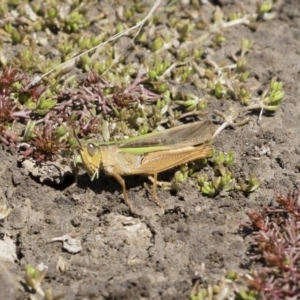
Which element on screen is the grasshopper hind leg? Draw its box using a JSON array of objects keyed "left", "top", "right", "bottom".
[
  {"left": 149, "top": 173, "right": 164, "bottom": 208},
  {"left": 110, "top": 172, "right": 164, "bottom": 211}
]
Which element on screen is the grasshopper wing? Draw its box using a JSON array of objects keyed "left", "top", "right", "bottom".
[{"left": 119, "top": 120, "right": 215, "bottom": 156}]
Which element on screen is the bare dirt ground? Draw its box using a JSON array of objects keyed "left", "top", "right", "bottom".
[{"left": 1, "top": 0, "right": 300, "bottom": 299}]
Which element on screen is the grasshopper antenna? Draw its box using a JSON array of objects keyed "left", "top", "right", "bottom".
[
  {"left": 73, "top": 128, "right": 82, "bottom": 149},
  {"left": 70, "top": 128, "right": 83, "bottom": 186}
]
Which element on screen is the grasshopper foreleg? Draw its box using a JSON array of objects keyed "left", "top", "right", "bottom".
[{"left": 109, "top": 172, "right": 135, "bottom": 214}]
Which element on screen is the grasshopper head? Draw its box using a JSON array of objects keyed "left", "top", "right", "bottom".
[
  {"left": 73, "top": 129, "right": 102, "bottom": 180},
  {"left": 79, "top": 143, "right": 102, "bottom": 180}
]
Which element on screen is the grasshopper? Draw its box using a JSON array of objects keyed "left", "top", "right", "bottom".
[{"left": 73, "top": 120, "right": 215, "bottom": 213}]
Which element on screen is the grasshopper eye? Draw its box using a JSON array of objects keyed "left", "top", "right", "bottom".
[{"left": 87, "top": 143, "right": 98, "bottom": 156}]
